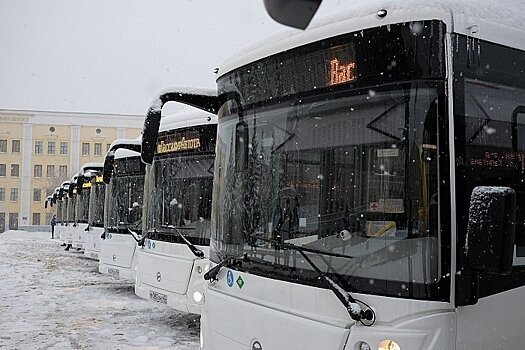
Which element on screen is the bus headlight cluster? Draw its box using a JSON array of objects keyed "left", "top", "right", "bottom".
[
  {"left": 193, "top": 291, "right": 204, "bottom": 303},
  {"left": 378, "top": 340, "right": 401, "bottom": 350},
  {"left": 357, "top": 340, "right": 400, "bottom": 350},
  {"left": 358, "top": 342, "right": 371, "bottom": 350}
]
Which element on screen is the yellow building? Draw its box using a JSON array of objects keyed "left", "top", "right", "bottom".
[{"left": 0, "top": 109, "right": 143, "bottom": 232}]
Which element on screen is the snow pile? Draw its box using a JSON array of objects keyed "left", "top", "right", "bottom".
[{"left": 0, "top": 230, "right": 199, "bottom": 349}]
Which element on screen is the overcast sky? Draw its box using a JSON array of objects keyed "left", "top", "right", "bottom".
[{"left": 0, "top": 0, "right": 344, "bottom": 116}]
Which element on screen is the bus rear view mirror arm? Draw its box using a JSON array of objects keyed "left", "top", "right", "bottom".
[
  {"left": 141, "top": 86, "right": 243, "bottom": 165},
  {"left": 465, "top": 186, "right": 516, "bottom": 275}
]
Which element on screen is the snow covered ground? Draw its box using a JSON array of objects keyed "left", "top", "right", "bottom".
[{"left": 0, "top": 230, "right": 199, "bottom": 349}]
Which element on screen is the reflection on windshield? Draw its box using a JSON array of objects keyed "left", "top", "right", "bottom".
[
  {"left": 147, "top": 154, "right": 214, "bottom": 240},
  {"left": 213, "top": 83, "right": 442, "bottom": 294},
  {"left": 107, "top": 175, "right": 144, "bottom": 232}
]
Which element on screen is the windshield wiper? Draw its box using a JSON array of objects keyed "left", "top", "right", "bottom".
[
  {"left": 275, "top": 240, "right": 375, "bottom": 325},
  {"left": 167, "top": 225, "right": 205, "bottom": 258},
  {"left": 203, "top": 252, "right": 253, "bottom": 281}
]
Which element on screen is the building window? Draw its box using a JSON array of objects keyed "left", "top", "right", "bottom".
[
  {"left": 46, "top": 165, "right": 55, "bottom": 178},
  {"left": 34, "top": 164, "right": 42, "bottom": 178},
  {"left": 82, "top": 143, "right": 90, "bottom": 156},
  {"left": 35, "top": 141, "right": 43, "bottom": 154},
  {"left": 33, "top": 188, "right": 41, "bottom": 202},
  {"left": 10, "top": 188, "right": 18, "bottom": 201},
  {"left": 0, "top": 188, "right": 4, "bottom": 201},
  {"left": 107, "top": 143, "right": 112, "bottom": 152},
  {"left": 60, "top": 142, "right": 68, "bottom": 155},
  {"left": 0, "top": 140, "right": 6, "bottom": 153},
  {"left": 11, "top": 164, "right": 19, "bottom": 177},
  {"left": 12, "top": 140, "right": 20, "bottom": 153},
  {"left": 48, "top": 141, "right": 56, "bottom": 154},
  {"left": 32, "top": 213, "right": 41, "bottom": 225},
  {"left": 59, "top": 165, "right": 67, "bottom": 177},
  {"left": 0, "top": 164, "right": 5, "bottom": 177},
  {"left": 8, "top": 213, "right": 18, "bottom": 230},
  {"left": 94, "top": 143, "right": 102, "bottom": 156}
]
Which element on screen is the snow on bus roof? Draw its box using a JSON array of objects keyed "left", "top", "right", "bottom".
[
  {"left": 80, "top": 162, "right": 104, "bottom": 172},
  {"left": 218, "top": 0, "right": 524, "bottom": 78},
  {"left": 108, "top": 137, "right": 142, "bottom": 151},
  {"left": 159, "top": 108, "right": 217, "bottom": 133},
  {"left": 114, "top": 148, "right": 140, "bottom": 160}
]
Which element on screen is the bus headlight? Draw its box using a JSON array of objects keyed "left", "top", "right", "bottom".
[
  {"left": 378, "top": 340, "right": 401, "bottom": 350},
  {"left": 358, "top": 341, "right": 371, "bottom": 350},
  {"left": 193, "top": 291, "right": 204, "bottom": 303}
]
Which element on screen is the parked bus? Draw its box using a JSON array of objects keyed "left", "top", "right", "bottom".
[
  {"left": 71, "top": 163, "right": 104, "bottom": 250},
  {"left": 83, "top": 169, "right": 106, "bottom": 260},
  {"left": 99, "top": 138, "right": 144, "bottom": 280},
  {"left": 62, "top": 178, "right": 77, "bottom": 249},
  {"left": 138, "top": 110, "right": 216, "bottom": 314},
  {"left": 143, "top": 1, "right": 525, "bottom": 348},
  {"left": 55, "top": 183, "right": 69, "bottom": 245}
]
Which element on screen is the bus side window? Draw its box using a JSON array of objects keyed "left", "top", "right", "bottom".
[{"left": 513, "top": 107, "right": 525, "bottom": 259}]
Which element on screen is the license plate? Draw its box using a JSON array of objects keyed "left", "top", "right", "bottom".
[
  {"left": 149, "top": 290, "right": 167, "bottom": 304},
  {"left": 108, "top": 268, "right": 120, "bottom": 278},
  {"left": 90, "top": 253, "right": 98, "bottom": 259}
]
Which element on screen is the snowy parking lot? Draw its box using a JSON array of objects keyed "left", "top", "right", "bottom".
[{"left": 0, "top": 230, "right": 199, "bottom": 350}]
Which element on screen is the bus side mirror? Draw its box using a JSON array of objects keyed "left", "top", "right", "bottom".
[
  {"left": 466, "top": 186, "right": 516, "bottom": 275},
  {"left": 263, "top": 0, "right": 322, "bottom": 29}
]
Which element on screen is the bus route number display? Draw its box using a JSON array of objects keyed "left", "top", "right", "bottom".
[{"left": 328, "top": 44, "right": 357, "bottom": 86}]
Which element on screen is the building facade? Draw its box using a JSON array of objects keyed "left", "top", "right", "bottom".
[{"left": 0, "top": 109, "right": 143, "bottom": 231}]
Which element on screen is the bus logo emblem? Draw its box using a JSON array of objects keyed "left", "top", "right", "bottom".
[
  {"left": 252, "top": 341, "right": 262, "bottom": 350},
  {"left": 226, "top": 270, "right": 234, "bottom": 287},
  {"left": 157, "top": 272, "right": 162, "bottom": 282},
  {"left": 236, "top": 276, "right": 245, "bottom": 289}
]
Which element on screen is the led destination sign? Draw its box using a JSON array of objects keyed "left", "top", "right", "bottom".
[
  {"left": 155, "top": 125, "right": 217, "bottom": 156},
  {"left": 157, "top": 137, "right": 201, "bottom": 154}
]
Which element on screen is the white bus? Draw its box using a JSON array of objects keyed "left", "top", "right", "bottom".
[
  {"left": 71, "top": 163, "right": 104, "bottom": 250},
  {"left": 99, "top": 138, "right": 144, "bottom": 280},
  {"left": 137, "top": 110, "right": 216, "bottom": 314},
  {"left": 62, "top": 178, "right": 77, "bottom": 248},
  {"left": 54, "top": 183, "right": 69, "bottom": 244},
  {"left": 83, "top": 170, "right": 106, "bottom": 260},
  {"left": 153, "top": 1, "right": 525, "bottom": 348}
]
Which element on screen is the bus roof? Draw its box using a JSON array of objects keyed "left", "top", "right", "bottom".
[
  {"left": 159, "top": 109, "right": 217, "bottom": 133},
  {"left": 218, "top": 0, "right": 524, "bottom": 78}
]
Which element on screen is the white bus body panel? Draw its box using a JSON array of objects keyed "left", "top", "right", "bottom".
[
  {"left": 61, "top": 226, "right": 74, "bottom": 245},
  {"left": 71, "top": 223, "right": 88, "bottom": 249},
  {"left": 83, "top": 227, "right": 104, "bottom": 260},
  {"left": 99, "top": 233, "right": 138, "bottom": 281},
  {"left": 135, "top": 239, "right": 209, "bottom": 314},
  {"left": 202, "top": 269, "right": 455, "bottom": 350},
  {"left": 456, "top": 286, "right": 525, "bottom": 349}
]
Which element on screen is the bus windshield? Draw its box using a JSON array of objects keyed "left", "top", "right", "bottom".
[
  {"left": 89, "top": 182, "right": 105, "bottom": 227},
  {"left": 212, "top": 82, "right": 447, "bottom": 299},
  {"left": 77, "top": 191, "right": 90, "bottom": 224},
  {"left": 107, "top": 173, "right": 144, "bottom": 233},
  {"left": 146, "top": 153, "right": 214, "bottom": 244}
]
